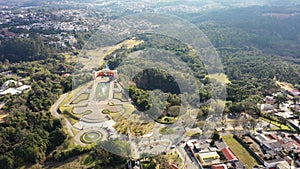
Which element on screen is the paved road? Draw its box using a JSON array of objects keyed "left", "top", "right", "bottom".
[
  {"left": 50, "top": 93, "right": 74, "bottom": 137},
  {"left": 177, "top": 146, "right": 201, "bottom": 169}
]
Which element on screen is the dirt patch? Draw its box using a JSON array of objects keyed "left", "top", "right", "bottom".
[{"left": 276, "top": 81, "right": 296, "bottom": 91}]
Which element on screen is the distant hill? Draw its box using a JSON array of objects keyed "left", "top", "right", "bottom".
[
  {"left": 2, "top": 0, "right": 300, "bottom": 12},
  {"left": 0, "top": 0, "right": 60, "bottom": 7}
]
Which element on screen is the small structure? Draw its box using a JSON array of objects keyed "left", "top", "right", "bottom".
[
  {"left": 197, "top": 151, "right": 220, "bottom": 165},
  {"left": 94, "top": 65, "right": 118, "bottom": 79},
  {"left": 221, "top": 147, "right": 238, "bottom": 162},
  {"left": 212, "top": 164, "right": 228, "bottom": 169},
  {"left": 264, "top": 159, "right": 287, "bottom": 169},
  {"left": 265, "top": 96, "right": 276, "bottom": 105},
  {"left": 262, "top": 140, "right": 282, "bottom": 152},
  {"left": 0, "top": 80, "right": 31, "bottom": 96},
  {"left": 126, "top": 159, "right": 142, "bottom": 169},
  {"left": 0, "top": 88, "right": 22, "bottom": 95}
]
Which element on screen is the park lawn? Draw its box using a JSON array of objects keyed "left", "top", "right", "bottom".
[
  {"left": 79, "top": 39, "right": 143, "bottom": 71},
  {"left": 61, "top": 106, "right": 79, "bottom": 125},
  {"left": 156, "top": 116, "right": 177, "bottom": 124},
  {"left": 223, "top": 134, "right": 258, "bottom": 169},
  {"left": 72, "top": 93, "right": 89, "bottom": 104},
  {"left": 114, "top": 118, "right": 154, "bottom": 136},
  {"left": 159, "top": 127, "right": 175, "bottom": 135},
  {"left": 122, "top": 103, "right": 136, "bottom": 116},
  {"left": 259, "top": 117, "right": 290, "bottom": 130},
  {"left": 109, "top": 103, "right": 136, "bottom": 121},
  {"left": 206, "top": 73, "right": 231, "bottom": 84},
  {"left": 60, "top": 81, "right": 92, "bottom": 107},
  {"left": 186, "top": 131, "right": 201, "bottom": 137},
  {"left": 113, "top": 92, "right": 127, "bottom": 102}
]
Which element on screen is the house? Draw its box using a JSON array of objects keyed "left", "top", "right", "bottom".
[
  {"left": 1, "top": 80, "right": 22, "bottom": 89},
  {"left": 233, "top": 161, "right": 245, "bottom": 169},
  {"left": 275, "top": 161, "right": 290, "bottom": 169},
  {"left": 261, "top": 104, "right": 274, "bottom": 111},
  {"left": 283, "top": 156, "right": 294, "bottom": 166},
  {"left": 253, "top": 133, "right": 270, "bottom": 146},
  {"left": 265, "top": 96, "right": 276, "bottom": 105},
  {"left": 186, "top": 139, "right": 201, "bottom": 153},
  {"left": 197, "top": 151, "right": 220, "bottom": 165},
  {"left": 212, "top": 164, "right": 228, "bottom": 169},
  {"left": 221, "top": 147, "right": 238, "bottom": 162},
  {"left": 262, "top": 140, "right": 282, "bottom": 152},
  {"left": 264, "top": 159, "right": 286, "bottom": 169}
]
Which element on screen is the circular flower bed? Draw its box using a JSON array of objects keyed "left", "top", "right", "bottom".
[{"left": 80, "top": 131, "right": 102, "bottom": 144}]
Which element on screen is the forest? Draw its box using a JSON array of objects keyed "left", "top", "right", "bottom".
[{"left": 0, "top": 52, "right": 74, "bottom": 168}]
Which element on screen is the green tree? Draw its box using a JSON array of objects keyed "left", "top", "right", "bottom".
[{"left": 274, "top": 94, "right": 288, "bottom": 108}]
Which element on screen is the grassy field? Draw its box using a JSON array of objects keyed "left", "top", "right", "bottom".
[
  {"left": 77, "top": 39, "right": 143, "bottom": 71},
  {"left": 159, "top": 127, "right": 175, "bottom": 135},
  {"left": 223, "top": 134, "right": 258, "bottom": 169},
  {"left": 71, "top": 93, "right": 89, "bottom": 104},
  {"left": 186, "top": 131, "right": 201, "bottom": 137},
  {"left": 113, "top": 92, "right": 127, "bottom": 102},
  {"left": 59, "top": 81, "right": 93, "bottom": 113},
  {"left": 206, "top": 73, "right": 231, "bottom": 84},
  {"left": 114, "top": 118, "right": 154, "bottom": 136}
]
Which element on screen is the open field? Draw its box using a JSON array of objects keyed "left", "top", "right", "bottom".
[
  {"left": 113, "top": 92, "right": 127, "bottom": 102},
  {"left": 71, "top": 93, "right": 89, "bottom": 104},
  {"left": 223, "top": 134, "right": 258, "bottom": 169},
  {"left": 59, "top": 81, "right": 92, "bottom": 112},
  {"left": 114, "top": 118, "right": 155, "bottom": 136},
  {"left": 276, "top": 81, "right": 296, "bottom": 91},
  {"left": 77, "top": 39, "right": 143, "bottom": 71},
  {"left": 159, "top": 127, "right": 175, "bottom": 135},
  {"left": 206, "top": 73, "right": 231, "bottom": 84}
]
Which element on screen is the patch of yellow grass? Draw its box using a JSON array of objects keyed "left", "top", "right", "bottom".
[
  {"left": 206, "top": 73, "right": 231, "bottom": 84},
  {"left": 276, "top": 81, "right": 295, "bottom": 91},
  {"left": 78, "top": 39, "right": 144, "bottom": 71},
  {"left": 61, "top": 53, "right": 74, "bottom": 62},
  {"left": 72, "top": 93, "right": 89, "bottom": 104}
]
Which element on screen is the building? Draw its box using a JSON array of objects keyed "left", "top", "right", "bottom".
[
  {"left": 262, "top": 140, "right": 282, "bottom": 152},
  {"left": 212, "top": 164, "right": 228, "bottom": 169},
  {"left": 265, "top": 96, "right": 276, "bottom": 105},
  {"left": 95, "top": 69, "right": 118, "bottom": 79},
  {"left": 264, "top": 159, "right": 287, "bottom": 169},
  {"left": 126, "top": 160, "right": 142, "bottom": 169},
  {"left": 197, "top": 151, "right": 220, "bottom": 165},
  {"left": 221, "top": 147, "right": 238, "bottom": 162},
  {"left": 0, "top": 88, "right": 22, "bottom": 95},
  {"left": 0, "top": 80, "right": 31, "bottom": 96}
]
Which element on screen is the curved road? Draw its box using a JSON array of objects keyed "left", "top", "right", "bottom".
[{"left": 50, "top": 93, "right": 75, "bottom": 137}]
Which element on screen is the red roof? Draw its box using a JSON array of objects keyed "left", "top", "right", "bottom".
[
  {"left": 170, "top": 163, "right": 178, "bottom": 169},
  {"left": 221, "top": 147, "right": 238, "bottom": 161},
  {"left": 212, "top": 164, "right": 227, "bottom": 169},
  {"left": 268, "top": 134, "right": 278, "bottom": 140}
]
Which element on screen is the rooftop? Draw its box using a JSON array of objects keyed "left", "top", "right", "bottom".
[{"left": 221, "top": 147, "right": 238, "bottom": 161}]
